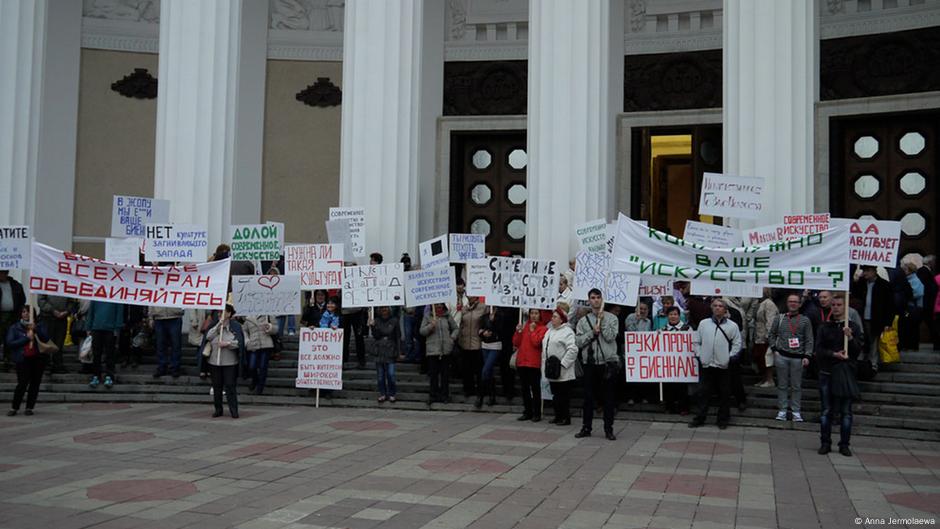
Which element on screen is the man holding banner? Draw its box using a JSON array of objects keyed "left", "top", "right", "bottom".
[{"left": 574, "top": 288, "right": 620, "bottom": 441}]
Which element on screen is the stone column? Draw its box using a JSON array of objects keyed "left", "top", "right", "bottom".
[
  {"left": 526, "top": 0, "right": 624, "bottom": 263},
  {"left": 723, "top": 0, "right": 816, "bottom": 227},
  {"left": 338, "top": 0, "right": 444, "bottom": 259},
  {"left": 154, "top": 0, "right": 268, "bottom": 248}
]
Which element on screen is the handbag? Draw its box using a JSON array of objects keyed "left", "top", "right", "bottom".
[
  {"left": 878, "top": 316, "right": 900, "bottom": 365},
  {"left": 545, "top": 355, "right": 562, "bottom": 379},
  {"left": 37, "top": 338, "right": 59, "bottom": 355},
  {"left": 201, "top": 341, "right": 212, "bottom": 358},
  {"left": 70, "top": 317, "right": 87, "bottom": 342},
  {"left": 509, "top": 351, "right": 518, "bottom": 369}
]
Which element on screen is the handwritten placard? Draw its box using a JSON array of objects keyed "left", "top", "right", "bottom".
[
  {"left": 405, "top": 266, "right": 457, "bottom": 307},
  {"left": 342, "top": 263, "right": 405, "bottom": 307},
  {"left": 625, "top": 331, "right": 699, "bottom": 383},
  {"left": 144, "top": 224, "right": 208, "bottom": 263},
  {"left": 111, "top": 195, "right": 170, "bottom": 238},
  {"left": 231, "top": 274, "right": 301, "bottom": 316},
  {"left": 449, "top": 233, "right": 485, "bottom": 263},
  {"left": 698, "top": 173, "right": 764, "bottom": 220},
  {"left": 284, "top": 244, "right": 344, "bottom": 290},
  {"left": 0, "top": 226, "right": 30, "bottom": 270},
  {"left": 296, "top": 327, "right": 344, "bottom": 390}
]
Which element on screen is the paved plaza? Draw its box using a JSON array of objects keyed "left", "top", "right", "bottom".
[{"left": 0, "top": 404, "right": 938, "bottom": 529}]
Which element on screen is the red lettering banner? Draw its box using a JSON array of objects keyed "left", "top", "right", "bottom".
[{"left": 624, "top": 331, "right": 699, "bottom": 383}]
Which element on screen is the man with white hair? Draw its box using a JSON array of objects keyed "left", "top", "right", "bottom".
[{"left": 689, "top": 298, "right": 742, "bottom": 430}]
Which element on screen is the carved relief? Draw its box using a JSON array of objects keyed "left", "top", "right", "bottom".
[
  {"left": 83, "top": 0, "right": 160, "bottom": 23},
  {"left": 825, "top": 0, "right": 845, "bottom": 15},
  {"left": 295, "top": 77, "right": 342, "bottom": 107},
  {"left": 270, "top": 0, "right": 344, "bottom": 31},
  {"left": 623, "top": 50, "right": 721, "bottom": 111},
  {"left": 444, "top": 61, "right": 527, "bottom": 116},
  {"left": 447, "top": 0, "right": 468, "bottom": 40},
  {"left": 628, "top": 0, "right": 647, "bottom": 33},
  {"left": 111, "top": 68, "right": 158, "bottom": 99}
]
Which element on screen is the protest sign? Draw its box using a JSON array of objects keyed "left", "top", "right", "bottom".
[
  {"left": 691, "top": 279, "right": 763, "bottom": 299},
  {"left": 325, "top": 219, "right": 353, "bottom": 255},
  {"left": 572, "top": 251, "right": 639, "bottom": 305},
  {"left": 405, "top": 266, "right": 457, "bottom": 307},
  {"left": 29, "top": 242, "right": 228, "bottom": 310},
  {"left": 610, "top": 214, "right": 850, "bottom": 290},
  {"left": 420, "top": 234, "right": 450, "bottom": 269},
  {"left": 480, "top": 256, "right": 558, "bottom": 309},
  {"left": 465, "top": 258, "right": 491, "bottom": 297},
  {"left": 639, "top": 277, "right": 675, "bottom": 298},
  {"left": 329, "top": 207, "right": 365, "bottom": 257},
  {"left": 105, "top": 237, "right": 142, "bottom": 266},
  {"left": 342, "top": 263, "right": 405, "bottom": 307},
  {"left": 698, "top": 173, "right": 764, "bottom": 220},
  {"left": 229, "top": 223, "right": 283, "bottom": 261},
  {"left": 0, "top": 226, "right": 30, "bottom": 270},
  {"left": 449, "top": 233, "right": 485, "bottom": 263},
  {"left": 606, "top": 272, "right": 641, "bottom": 306},
  {"left": 625, "top": 331, "right": 699, "bottom": 383},
  {"left": 743, "top": 223, "right": 787, "bottom": 246},
  {"left": 296, "top": 327, "right": 344, "bottom": 390},
  {"left": 682, "top": 220, "right": 741, "bottom": 248},
  {"left": 783, "top": 213, "right": 830, "bottom": 235},
  {"left": 231, "top": 274, "right": 301, "bottom": 316},
  {"left": 144, "top": 224, "right": 208, "bottom": 263},
  {"left": 832, "top": 218, "right": 903, "bottom": 267},
  {"left": 575, "top": 218, "right": 608, "bottom": 253},
  {"left": 284, "top": 244, "right": 344, "bottom": 290},
  {"left": 111, "top": 195, "right": 170, "bottom": 238}
]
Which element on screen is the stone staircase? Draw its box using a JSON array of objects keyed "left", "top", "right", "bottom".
[{"left": 2, "top": 337, "right": 938, "bottom": 441}]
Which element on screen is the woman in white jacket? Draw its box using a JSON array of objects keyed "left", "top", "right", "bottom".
[
  {"left": 242, "top": 315, "right": 278, "bottom": 395},
  {"left": 542, "top": 307, "right": 579, "bottom": 425}
]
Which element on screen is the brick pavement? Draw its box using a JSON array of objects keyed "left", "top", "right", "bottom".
[{"left": 0, "top": 404, "right": 937, "bottom": 529}]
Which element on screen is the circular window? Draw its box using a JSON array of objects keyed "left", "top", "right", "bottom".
[
  {"left": 472, "top": 149, "right": 492, "bottom": 170},
  {"left": 900, "top": 211, "right": 927, "bottom": 237},
  {"left": 506, "top": 218, "right": 526, "bottom": 240},
  {"left": 853, "top": 136, "right": 879, "bottom": 159},
  {"left": 899, "top": 171, "right": 926, "bottom": 196},
  {"left": 507, "top": 184, "right": 527, "bottom": 205},
  {"left": 899, "top": 132, "right": 925, "bottom": 156},
  {"left": 470, "top": 184, "right": 492, "bottom": 205},
  {"left": 853, "top": 174, "right": 880, "bottom": 199},
  {"left": 470, "top": 218, "right": 491, "bottom": 236},
  {"left": 507, "top": 149, "right": 528, "bottom": 170}
]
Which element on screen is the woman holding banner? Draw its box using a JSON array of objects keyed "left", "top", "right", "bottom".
[
  {"left": 476, "top": 306, "right": 504, "bottom": 408},
  {"left": 206, "top": 304, "right": 245, "bottom": 418},
  {"left": 512, "top": 308, "right": 548, "bottom": 422},
  {"left": 6, "top": 306, "right": 50, "bottom": 416},
  {"left": 542, "top": 307, "right": 578, "bottom": 425}
]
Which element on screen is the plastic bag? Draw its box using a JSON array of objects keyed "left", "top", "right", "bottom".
[
  {"left": 79, "top": 336, "right": 93, "bottom": 364},
  {"left": 878, "top": 316, "right": 900, "bottom": 365}
]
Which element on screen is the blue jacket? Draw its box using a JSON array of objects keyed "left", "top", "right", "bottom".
[
  {"left": 319, "top": 310, "right": 340, "bottom": 329},
  {"left": 86, "top": 301, "right": 125, "bottom": 332},
  {"left": 4, "top": 321, "right": 50, "bottom": 364}
]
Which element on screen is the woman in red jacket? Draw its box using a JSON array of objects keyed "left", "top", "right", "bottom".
[{"left": 512, "top": 308, "right": 548, "bottom": 422}]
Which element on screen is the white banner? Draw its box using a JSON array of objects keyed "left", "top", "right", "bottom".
[
  {"left": 405, "top": 266, "right": 457, "bottom": 307},
  {"left": 144, "top": 224, "right": 208, "bottom": 263},
  {"left": 0, "top": 226, "right": 30, "bottom": 270},
  {"left": 575, "top": 218, "right": 608, "bottom": 253},
  {"left": 477, "top": 256, "right": 558, "bottom": 309},
  {"left": 572, "top": 251, "right": 639, "bottom": 305},
  {"left": 833, "top": 218, "right": 903, "bottom": 267},
  {"left": 105, "top": 237, "right": 142, "bottom": 266},
  {"left": 329, "top": 207, "right": 366, "bottom": 257},
  {"left": 342, "top": 263, "right": 405, "bottom": 307},
  {"left": 419, "top": 234, "right": 449, "bottom": 269},
  {"left": 783, "top": 213, "right": 830, "bottom": 235},
  {"left": 611, "top": 214, "right": 850, "bottom": 290},
  {"left": 29, "top": 242, "right": 229, "bottom": 310},
  {"left": 625, "top": 331, "right": 699, "bottom": 383},
  {"left": 284, "top": 244, "right": 344, "bottom": 290},
  {"left": 231, "top": 274, "right": 301, "bottom": 316},
  {"left": 111, "top": 195, "right": 170, "bottom": 238},
  {"left": 691, "top": 279, "right": 763, "bottom": 299},
  {"left": 449, "top": 233, "right": 485, "bottom": 263},
  {"left": 698, "top": 172, "right": 764, "bottom": 220},
  {"left": 296, "top": 327, "right": 344, "bottom": 390},
  {"left": 682, "top": 220, "right": 741, "bottom": 248},
  {"left": 229, "top": 224, "right": 284, "bottom": 261},
  {"left": 325, "top": 219, "right": 353, "bottom": 257}
]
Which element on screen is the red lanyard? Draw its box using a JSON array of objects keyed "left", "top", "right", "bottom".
[
  {"left": 821, "top": 307, "right": 832, "bottom": 323},
  {"left": 787, "top": 313, "right": 799, "bottom": 335}
]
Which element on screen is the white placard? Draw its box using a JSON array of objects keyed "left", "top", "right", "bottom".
[
  {"left": 682, "top": 220, "right": 741, "bottom": 248},
  {"left": 575, "top": 218, "right": 608, "bottom": 253},
  {"left": 405, "top": 266, "right": 457, "bottom": 308},
  {"left": 783, "top": 213, "right": 830, "bottom": 236},
  {"left": 572, "top": 251, "right": 639, "bottom": 305},
  {"left": 833, "top": 218, "right": 903, "bottom": 267},
  {"left": 625, "top": 332, "right": 699, "bottom": 383},
  {"left": 144, "top": 224, "right": 208, "bottom": 263},
  {"left": 638, "top": 277, "right": 675, "bottom": 298},
  {"left": 231, "top": 274, "right": 301, "bottom": 316},
  {"left": 284, "top": 244, "right": 344, "bottom": 290},
  {"left": 296, "top": 327, "right": 344, "bottom": 390},
  {"left": 698, "top": 172, "right": 765, "bottom": 220},
  {"left": 420, "top": 234, "right": 450, "bottom": 269},
  {"left": 449, "top": 233, "right": 485, "bottom": 263},
  {"left": 606, "top": 272, "right": 641, "bottom": 306},
  {"left": 342, "top": 263, "right": 405, "bottom": 307},
  {"left": 329, "top": 207, "right": 366, "bottom": 257},
  {"left": 105, "top": 237, "right": 142, "bottom": 266},
  {"left": 0, "top": 226, "right": 30, "bottom": 270},
  {"left": 478, "top": 256, "right": 558, "bottom": 309},
  {"left": 466, "top": 258, "right": 491, "bottom": 297},
  {"left": 229, "top": 223, "right": 284, "bottom": 262},
  {"left": 111, "top": 195, "right": 170, "bottom": 238},
  {"left": 691, "top": 279, "right": 763, "bottom": 299}
]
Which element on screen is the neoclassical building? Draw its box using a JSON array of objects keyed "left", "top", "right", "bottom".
[{"left": 2, "top": 0, "right": 938, "bottom": 265}]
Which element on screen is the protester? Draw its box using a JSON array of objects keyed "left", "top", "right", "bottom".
[
  {"left": 625, "top": 301, "right": 653, "bottom": 406},
  {"left": 574, "top": 288, "right": 620, "bottom": 440},
  {"left": 422, "top": 303, "right": 458, "bottom": 404},
  {"left": 753, "top": 288, "right": 779, "bottom": 388},
  {"left": 900, "top": 261, "right": 924, "bottom": 352},
  {"left": 86, "top": 300, "right": 124, "bottom": 389},
  {"left": 815, "top": 294, "right": 862, "bottom": 456},
  {"left": 149, "top": 305, "right": 185, "bottom": 378},
  {"left": 652, "top": 296, "right": 683, "bottom": 330},
  {"left": 370, "top": 306, "right": 400, "bottom": 402},
  {"left": 0, "top": 270, "right": 26, "bottom": 372},
  {"left": 267, "top": 266, "right": 297, "bottom": 337},
  {"left": 512, "top": 308, "right": 548, "bottom": 422},
  {"left": 497, "top": 306, "right": 518, "bottom": 402},
  {"left": 242, "top": 314, "right": 278, "bottom": 395},
  {"left": 659, "top": 305, "right": 691, "bottom": 415},
  {"left": 722, "top": 296, "right": 749, "bottom": 411},
  {"left": 768, "top": 293, "right": 814, "bottom": 422},
  {"left": 851, "top": 265, "right": 895, "bottom": 374},
  {"left": 122, "top": 305, "right": 148, "bottom": 369},
  {"left": 301, "top": 289, "right": 328, "bottom": 328},
  {"left": 542, "top": 307, "right": 577, "bottom": 425},
  {"left": 319, "top": 297, "right": 341, "bottom": 329},
  {"left": 206, "top": 304, "right": 244, "bottom": 418},
  {"left": 689, "top": 298, "right": 742, "bottom": 429},
  {"left": 457, "top": 296, "right": 486, "bottom": 401},
  {"left": 36, "top": 295, "right": 76, "bottom": 374},
  {"left": 476, "top": 305, "right": 504, "bottom": 408},
  {"left": 914, "top": 255, "right": 937, "bottom": 351},
  {"left": 6, "top": 306, "right": 49, "bottom": 416},
  {"left": 339, "top": 267, "right": 366, "bottom": 368},
  {"left": 557, "top": 276, "right": 573, "bottom": 310}
]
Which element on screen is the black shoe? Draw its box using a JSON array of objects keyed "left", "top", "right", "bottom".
[
  {"left": 818, "top": 445, "right": 831, "bottom": 455},
  {"left": 574, "top": 430, "right": 591, "bottom": 439},
  {"left": 212, "top": 411, "right": 223, "bottom": 418},
  {"left": 605, "top": 432, "right": 616, "bottom": 441},
  {"left": 517, "top": 415, "right": 532, "bottom": 421},
  {"left": 6, "top": 410, "right": 16, "bottom": 416},
  {"left": 152, "top": 370, "right": 166, "bottom": 378},
  {"left": 531, "top": 416, "right": 541, "bottom": 423},
  {"left": 230, "top": 411, "right": 239, "bottom": 419},
  {"left": 24, "top": 409, "right": 33, "bottom": 416},
  {"left": 474, "top": 396, "right": 483, "bottom": 409},
  {"left": 557, "top": 418, "right": 571, "bottom": 426},
  {"left": 839, "top": 446, "right": 852, "bottom": 457},
  {"left": 718, "top": 423, "right": 728, "bottom": 430},
  {"left": 688, "top": 420, "right": 704, "bottom": 428}
]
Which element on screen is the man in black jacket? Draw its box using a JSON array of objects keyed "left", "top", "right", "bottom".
[
  {"left": 850, "top": 266, "right": 895, "bottom": 373},
  {"left": 0, "top": 271, "right": 27, "bottom": 372},
  {"left": 916, "top": 256, "right": 938, "bottom": 351},
  {"left": 815, "top": 294, "right": 863, "bottom": 457}
]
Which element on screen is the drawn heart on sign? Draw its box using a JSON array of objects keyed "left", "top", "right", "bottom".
[{"left": 258, "top": 275, "right": 281, "bottom": 290}]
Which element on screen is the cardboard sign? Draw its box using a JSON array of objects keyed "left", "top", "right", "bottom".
[
  {"left": 783, "top": 213, "right": 830, "bottom": 236},
  {"left": 638, "top": 277, "right": 674, "bottom": 298},
  {"left": 449, "top": 233, "right": 485, "bottom": 263},
  {"left": 682, "top": 220, "right": 741, "bottom": 248},
  {"left": 105, "top": 237, "right": 142, "bottom": 266},
  {"left": 325, "top": 219, "right": 353, "bottom": 256},
  {"left": 625, "top": 331, "right": 699, "bottom": 383},
  {"left": 606, "top": 272, "right": 641, "bottom": 306},
  {"left": 572, "top": 251, "right": 638, "bottom": 305},
  {"left": 29, "top": 242, "right": 229, "bottom": 310},
  {"left": 420, "top": 234, "right": 450, "bottom": 269},
  {"left": 698, "top": 173, "right": 765, "bottom": 220},
  {"left": 342, "top": 263, "right": 405, "bottom": 307},
  {"left": 405, "top": 266, "right": 457, "bottom": 307},
  {"left": 111, "top": 195, "right": 170, "bottom": 238},
  {"left": 229, "top": 223, "right": 284, "bottom": 262},
  {"left": 329, "top": 207, "right": 365, "bottom": 257},
  {"left": 833, "top": 218, "right": 903, "bottom": 267},
  {"left": 0, "top": 225, "right": 30, "bottom": 270},
  {"left": 691, "top": 279, "right": 763, "bottom": 299},
  {"left": 575, "top": 218, "right": 608, "bottom": 253},
  {"left": 296, "top": 327, "right": 344, "bottom": 390},
  {"left": 465, "top": 258, "right": 491, "bottom": 297},
  {"left": 284, "top": 244, "right": 344, "bottom": 290},
  {"left": 480, "top": 256, "right": 558, "bottom": 309},
  {"left": 144, "top": 224, "right": 208, "bottom": 263},
  {"left": 231, "top": 274, "right": 301, "bottom": 316}
]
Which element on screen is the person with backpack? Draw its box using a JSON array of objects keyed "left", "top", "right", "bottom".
[
  {"left": 542, "top": 306, "right": 578, "bottom": 425},
  {"left": 767, "top": 293, "right": 814, "bottom": 422},
  {"left": 574, "top": 288, "right": 620, "bottom": 441},
  {"left": 689, "top": 298, "right": 742, "bottom": 430}
]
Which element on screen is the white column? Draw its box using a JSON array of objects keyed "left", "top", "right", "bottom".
[
  {"left": 154, "top": 0, "right": 268, "bottom": 248},
  {"left": 723, "top": 0, "right": 816, "bottom": 227},
  {"left": 0, "top": 0, "right": 81, "bottom": 250},
  {"left": 339, "top": 0, "right": 444, "bottom": 259},
  {"left": 526, "top": 0, "right": 624, "bottom": 263}
]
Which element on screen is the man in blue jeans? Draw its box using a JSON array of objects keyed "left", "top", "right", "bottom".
[
  {"left": 149, "top": 306, "right": 184, "bottom": 378},
  {"left": 814, "top": 294, "right": 862, "bottom": 457}
]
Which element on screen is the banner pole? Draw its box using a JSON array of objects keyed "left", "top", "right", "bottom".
[
  {"left": 659, "top": 382, "right": 663, "bottom": 403},
  {"left": 844, "top": 287, "right": 850, "bottom": 352},
  {"left": 316, "top": 388, "right": 320, "bottom": 409},
  {"left": 29, "top": 294, "right": 36, "bottom": 325}
]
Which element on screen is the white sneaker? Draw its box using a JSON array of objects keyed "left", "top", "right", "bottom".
[
  {"left": 792, "top": 412, "right": 804, "bottom": 422},
  {"left": 209, "top": 387, "right": 213, "bottom": 396},
  {"left": 775, "top": 411, "right": 787, "bottom": 421}
]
